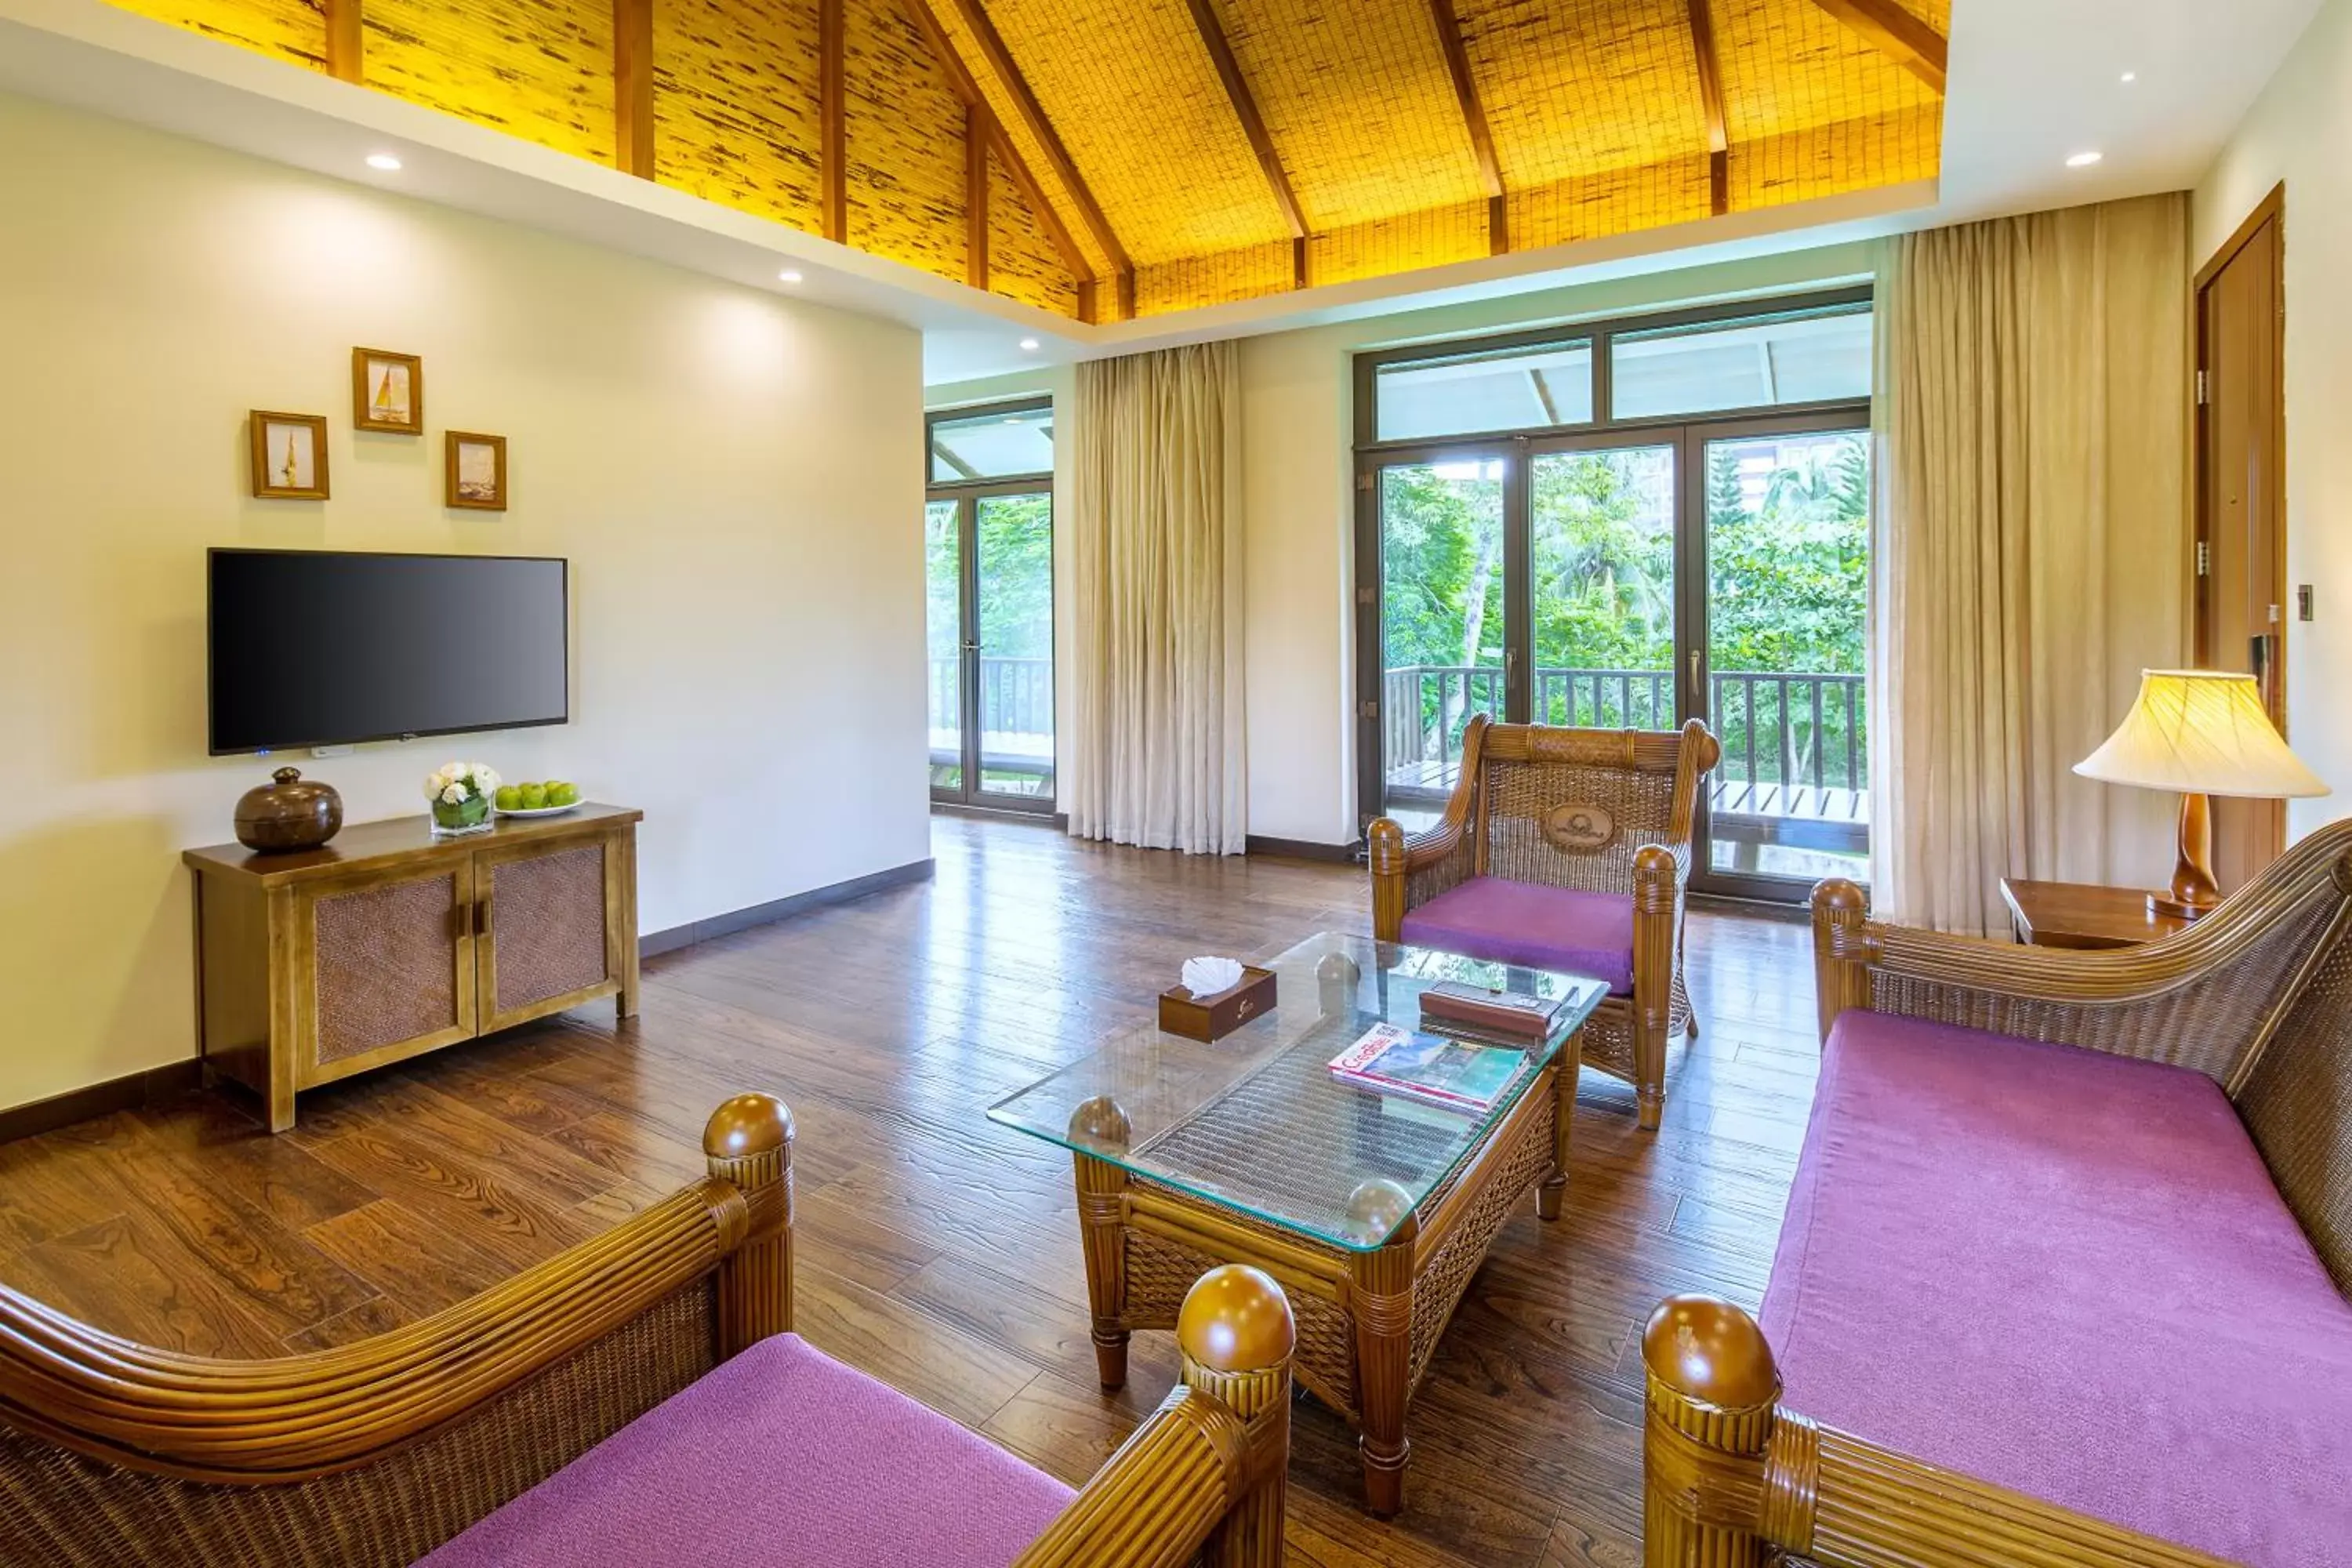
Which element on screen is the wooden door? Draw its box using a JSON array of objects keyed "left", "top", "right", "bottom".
[
  {"left": 2195, "top": 185, "right": 2288, "bottom": 893},
  {"left": 476, "top": 832, "right": 622, "bottom": 1033},
  {"left": 296, "top": 860, "right": 477, "bottom": 1087}
]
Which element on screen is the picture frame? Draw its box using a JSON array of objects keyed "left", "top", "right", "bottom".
[
  {"left": 445, "top": 430, "right": 509, "bottom": 511},
  {"left": 249, "top": 412, "right": 330, "bottom": 500},
  {"left": 351, "top": 347, "right": 424, "bottom": 434}
]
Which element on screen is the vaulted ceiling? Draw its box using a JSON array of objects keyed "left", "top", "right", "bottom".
[{"left": 103, "top": 0, "right": 1947, "bottom": 322}]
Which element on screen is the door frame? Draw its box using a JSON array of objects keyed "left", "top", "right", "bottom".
[
  {"left": 1352, "top": 401, "right": 1872, "bottom": 900},
  {"left": 926, "top": 398, "right": 1057, "bottom": 816}
]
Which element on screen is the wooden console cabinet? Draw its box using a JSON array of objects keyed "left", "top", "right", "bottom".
[{"left": 183, "top": 804, "right": 641, "bottom": 1131}]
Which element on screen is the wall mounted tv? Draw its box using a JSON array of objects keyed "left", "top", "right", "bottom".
[{"left": 209, "top": 549, "right": 569, "bottom": 755}]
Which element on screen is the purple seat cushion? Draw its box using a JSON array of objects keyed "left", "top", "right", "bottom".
[
  {"left": 1399, "top": 876, "right": 1635, "bottom": 994},
  {"left": 421, "top": 1334, "right": 1073, "bottom": 1568},
  {"left": 1764, "top": 1011, "right": 2352, "bottom": 1566}
]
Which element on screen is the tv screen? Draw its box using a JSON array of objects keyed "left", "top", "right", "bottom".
[{"left": 209, "top": 550, "right": 568, "bottom": 754}]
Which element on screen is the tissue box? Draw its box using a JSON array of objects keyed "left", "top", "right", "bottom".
[{"left": 1158, "top": 965, "right": 1278, "bottom": 1043}]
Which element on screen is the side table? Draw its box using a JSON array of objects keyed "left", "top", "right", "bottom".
[{"left": 1998, "top": 877, "right": 2194, "bottom": 950}]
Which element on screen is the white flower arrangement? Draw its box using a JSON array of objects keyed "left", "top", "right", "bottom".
[{"left": 423, "top": 761, "right": 502, "bottom": 805}]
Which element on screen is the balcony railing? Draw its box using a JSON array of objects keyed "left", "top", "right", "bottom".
[
  {"left": 931, "top": 655, "right": 1054, "bottom": 781},
  {"left": 1381, "top": 663, "right": 1867, "bottom": 855}
]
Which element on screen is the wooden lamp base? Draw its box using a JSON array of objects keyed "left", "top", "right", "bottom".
[{"left": 2150, "top": 790, "right": 2223, "bottom": 921}]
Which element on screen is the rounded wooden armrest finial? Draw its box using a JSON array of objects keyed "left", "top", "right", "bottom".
[
  {"left": 1812, "top": 877, "right": 1868, "bottom": 918},
  {"left": 1178, "top": 1265, "right": 1294, "bottom": 1374},
  {"left": 1642, "top": 1294, "right": 1779, "bottom": 1410},
  {"left": 703, "top": 1092, "right": 794, "bottom": 1160}
]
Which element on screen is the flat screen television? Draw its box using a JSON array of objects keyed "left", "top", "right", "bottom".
[{"left": 209, "top": 549, "right": 569, "bottom": 755}]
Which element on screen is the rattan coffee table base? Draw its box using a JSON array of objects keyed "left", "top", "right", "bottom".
[{"left": 1070, "top": 1038, "right": 1581, "bottom": 1515}]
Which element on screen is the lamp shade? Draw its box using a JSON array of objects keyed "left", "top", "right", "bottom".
[{"left": 2074, "top": 670, "right": 2329, "bottom": 800}]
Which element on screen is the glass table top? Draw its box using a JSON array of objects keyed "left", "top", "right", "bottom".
[{"left": 986, "top": 933, "right": 1610, "bottom": 1252}]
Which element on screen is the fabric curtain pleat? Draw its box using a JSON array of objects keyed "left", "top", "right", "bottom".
[
  {"left": 1066, "top": 342, "right": 1247, "bottom": 855},
  {"left": 1870, "top": 192, "right": 2190, "bottom": 935}
]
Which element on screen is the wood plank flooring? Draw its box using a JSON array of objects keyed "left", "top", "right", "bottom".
[{"left": 0, "top": 814, "right": 1820, "bottom": 1566}]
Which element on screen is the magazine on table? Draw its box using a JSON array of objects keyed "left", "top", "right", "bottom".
[{"left": 1327, "top": 1022, "right": 1531, "bottom": 1115}]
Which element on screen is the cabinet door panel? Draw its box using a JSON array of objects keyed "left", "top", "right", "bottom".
[
  {"left": 304, "top": 866, "right": 475, "bottom": 1077},
  {"left": 480, "top": 838, "right": 613, "bottom": 1030}
]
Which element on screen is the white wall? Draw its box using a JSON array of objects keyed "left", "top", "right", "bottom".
[
  {"left": 931, "top": 241, "right": 1875, "bottom": 845},
  {"left": 0, "top": 90, "right": 931, "bottom": 1112},
  {"left": 2196, "top": 0, "right": 2352, "bottom": 838}
]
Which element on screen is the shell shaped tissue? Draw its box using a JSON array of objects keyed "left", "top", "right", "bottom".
[{"left": 1181, "top": 956, "right": 1246, "bottom": 997}]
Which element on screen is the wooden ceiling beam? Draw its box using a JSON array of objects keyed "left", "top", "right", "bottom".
[
  {"left": 899, "top": 0, "right": 1100, "bottom": 320},
  {"left": 613, "top": 0, "right": 654, "bottom": 180},
  {"left": 820, "top": 0, "right": 848, "bottom": 241},
  {"left": 1686, "top": 0, "right": 1727, "bottom": 216},
  {"left": 1178, "top": 0, "right": 1311, "bottom": 289},
  {"left": 966, "top": 101, "right": 991, "bottom": 291},
  {"left": 323, "top": 0, "right": 362, "bottom": 83},
  {"left": 1425, "top": 0, "right": 1507, "bottom": 255},
  {"left": 933, "top": 0, "right": 1134, "bottom": 314},
  {"left": 1800, "top": 0, "right": 1947, "bottom": 93}
]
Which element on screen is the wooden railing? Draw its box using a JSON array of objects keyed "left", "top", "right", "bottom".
[{"left": 1381, "top": 664, "right": 1866, "bottom": 802}]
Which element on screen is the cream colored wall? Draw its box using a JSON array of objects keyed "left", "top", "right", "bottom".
[
  {"left": 0, "top": 90, "right": 931, "bottom": 1112},
  {"left": 931, "top": 241, "right": 1875, "bottom": 844},
  {"left": 2196, "top": 0, "right": 2352, "bottom": 838}
]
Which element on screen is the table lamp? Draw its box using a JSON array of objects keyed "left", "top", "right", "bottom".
[{"left": 2074, "top": 669, "right": 2329, "bottom": 920}]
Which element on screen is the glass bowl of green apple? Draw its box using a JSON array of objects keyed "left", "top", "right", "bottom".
[{"left": 493, "top": 779, "right": 583, "bottom": 818}]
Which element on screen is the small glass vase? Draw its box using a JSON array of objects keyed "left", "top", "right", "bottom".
[{"left": 430, "top": 793, "right": 495, "bottom": 837}]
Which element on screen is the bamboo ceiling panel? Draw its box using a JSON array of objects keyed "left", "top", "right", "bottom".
[
  {"left": 1207, "top": 0, "right": 1486, "bottom": 228},
  {"left": 988, "top": 150, "right": 1084, "bottom": 316},
  {"left": 982, "top": 0, "right": 1290, "bottom": 263},
  {"left": 104, "top": 0, "right": 1953, "bottom": 320},
  {"left": 1460, "top": 0, "right": 1709, "bottom": 189},
  {"left": 653, "top": 0, "right": 826, "bottom": 234},
  {"left": 364, "top": 0, "right": 614, "bottom": 166},
  {"left": 106, "top": 0, "right": 323, "bottom": 71},
  {"left": 846, "top": 0, "right": 968, "bottom": 284}
]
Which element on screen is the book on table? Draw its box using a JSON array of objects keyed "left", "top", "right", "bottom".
[{"left": 1327, "top": 1022, "right": 1531, "bottom": 1115}]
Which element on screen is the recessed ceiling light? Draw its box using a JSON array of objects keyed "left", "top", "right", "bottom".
[
  {"left": 778, "top": 268, "right": 804, "bottom": 283},
  {"left": 365, "top": 153, "right": 402, "bottom": 171},
  {"left": 2066, "top": 151, "right": 2104, "bottom": 169},
  {"left": 2120, "top": 71, "right": 2138, "bottom": 83},
  {"left": 1018, "top": 337, "right": 1041, "bottom": 351}
]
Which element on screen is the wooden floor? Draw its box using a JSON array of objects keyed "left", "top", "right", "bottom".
[{"left": 0, "top": 815, "right": 1819, "bottom": 1567}]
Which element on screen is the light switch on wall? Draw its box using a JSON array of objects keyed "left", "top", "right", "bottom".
[{"left": 2299, "top": 585, "right": 2314, "bottom": 622}]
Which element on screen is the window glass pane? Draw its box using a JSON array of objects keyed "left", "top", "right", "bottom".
[
  {"left": 931, "top": 405, "right": 1054, "bottom": 482},
  {"left": 1374, "top": 341, "right": 1592, "bottom": 441},
  {"left": 975, "top": 492, "right": 1054, "bottom": 800},
  {"left": 925, "top": 500, "right": 964, "bottom": 792},
  {"left": 1375, "top": 458, "right": 1507, "bottom": 829},
  {"left": 1610, "top": 307, "right": 1871, "bottom": 420}
]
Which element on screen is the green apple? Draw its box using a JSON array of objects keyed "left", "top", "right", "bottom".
[
  {"left": 517, "top": 782, "right": 549, "bottom": 810},
  {"left": 494, "top": 785, "right": 522, "bottom": 811},
  {"left": 546, "top": 781, "right": 580, "bottom": 808}
]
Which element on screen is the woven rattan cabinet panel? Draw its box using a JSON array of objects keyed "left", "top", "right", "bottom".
[
  {"left": 306, "top": 866, "right": 476, "bottom": 1071},
  {"left": 477, "top": 838, "right": 620, "bottom": 1032},
  {"left": 183, "top": 805, "right": 643, "bottom": 1134}
]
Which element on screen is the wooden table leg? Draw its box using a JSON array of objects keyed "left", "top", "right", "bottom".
[
  {"left": 1069, "top": 1097, "right": 1133, "bottom": 1392},
  {"left": 1537, "top": 1041, "right": 1581, "bottom": 1221},
  {"left": 1352, "top": 1214, "right": 1418, "bottom": 1515}
]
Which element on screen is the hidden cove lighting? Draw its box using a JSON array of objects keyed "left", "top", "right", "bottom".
[
  {"left": 2067, "top": 151, "right": 2104, "bottom": 169},
  {"left": 1018, "top": 337, "right": 1041, "bottom": 351},
  {"left": 365, "top": 152, "right": 402, "bottom": 171}
]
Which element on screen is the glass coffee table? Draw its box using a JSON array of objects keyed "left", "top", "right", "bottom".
[{"left": 989, "top": 932, "right": 1607, "bottom": 1515}]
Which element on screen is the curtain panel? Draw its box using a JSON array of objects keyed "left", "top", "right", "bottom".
[
  {"left": 1871, "top": 193, "right": 2190, "bottom": 935},
  {"left": 1065, "top": 342, "right": 1248, "bottom": 855}
]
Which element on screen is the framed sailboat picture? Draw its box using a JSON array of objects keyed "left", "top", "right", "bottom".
[
  {"left": 445, "top": 430, "right": 508, "bottom": 511},
  {"left": 351, "top": 347, "right": 423, "bottom": 434},
  {"left": 249, "top": 412, "right": 329, "bottom": 500}
]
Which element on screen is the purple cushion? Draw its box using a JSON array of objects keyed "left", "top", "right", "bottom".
[
  {"left": 1399, "top": 876, "right": 1635, "bottom": 994},
  {"left": 1763, "top": 1011, "right": 2352, "bottom": 1566},
  {"left": 420, "top": 1334, "right": 1074, "bottom": 1568}
]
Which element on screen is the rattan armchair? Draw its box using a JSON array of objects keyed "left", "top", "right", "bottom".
[
  {"left": 1369, "top": 715, "right": 1719, "bottom": 1130},
  {"left": 1643, "top": 825, "right": 2352, "bottom": 1567},
  {"left": 0, "top": 1092, "right": 1298, "bottom": 1568}
]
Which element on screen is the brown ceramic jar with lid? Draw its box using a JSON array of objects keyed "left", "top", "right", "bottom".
[{"left": 234, "top": 767, "right": 343, "bottom": 853}]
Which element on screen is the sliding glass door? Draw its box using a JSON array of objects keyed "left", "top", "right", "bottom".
[
  {"left": 927, "top": 402, "right": 1055, "bottom": 813},
  {"left": 1356, "top": 292, "right": 1875, "bottom": 898}
]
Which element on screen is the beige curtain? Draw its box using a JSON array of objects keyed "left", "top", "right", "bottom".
[
  {"left": 1871, "top": 193, "right": 2189, "bottom": 935},
  {"left": 1065, "top": 342, "right": 1248, "bottom": 854}
]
